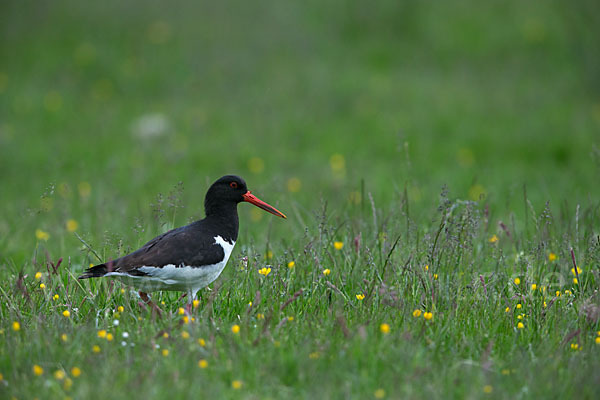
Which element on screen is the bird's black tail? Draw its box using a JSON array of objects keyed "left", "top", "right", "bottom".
[{"left": 78, "top": 264, "right": 108, "bottom": 279}]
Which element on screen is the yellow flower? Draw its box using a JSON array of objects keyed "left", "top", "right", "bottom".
[
  {"left": 162, "top": 332, "right": 169, "bottom": 338},
  {"left": 40, "top": 283, "right": 46, "bottom": 289},
  {"left": 571, "top": 267, "right": 582, "bottom": 276},
  {"left": 287, "top": 261, "right": 295, "bottom": 268},
  {"left": 54, "top": 370, "right": 66, "bottom": 380},
  {"left": 258, "top": 267, "right": 271, "bottom": 276},
  {"left": 309, "top": 351, "right": 320, "bottom": 359},
  {"left": 543, "top": 301, "right": 547, "bottom": 308},
  {"left": 501, "top": 369, "right": 510, "bottom": 375},
  {"left": 106, "top": 333, "right": 113, "bottom": 341},
  {"left": 181, "top": 331, "right": 190, "bottom": 339},
  {"left": 322, "top": 268, "right": 331, "bottom": 276},
  {"left": 61, "top": 333, "right": 68, "bottom": 342},
  {"left": 374, "top": 388, "right": 386, "bottom": 399},
  {"left": 198, "top": 359, "right": 208, "bottom": 369},
  {"left": 514, "top": 277, "right": 521, "bottom": 285},
  {"left": 433, "top": 274, "right": 438, "bottom": 280},
  {"left": 288, "top": 316, "right": 294, "bottom": 321},
  {"left": 117, "top": 306, "right": 124, "bottom": 313},
  {"left": 356, "top": 294, "right": 365, "bottom": 301},
  {"left": 516, "top": 303, "right": 522, "bottom": 309},
  {"left": 231, "top": 380, "right": 243, "bottom": 389},
  {"left": 548, "top": 252, "right": 557, "bottom": 262},
  {"left": 565, "top": 290, "right": 572, "bottom": 296},
  {"left": 178, "top": 307, "right": 185, "bottom": 315},
  {"left": 425, "top": 265, "right": 429, "bottom": 271},
  {"left": 573, "top": 278, "right": 578, "bottom": 284},
  {"left": 182, "top": 315, "right": 190, "bottom": 324},
  {"left": 66, "top": 219, "right": 78, "bottom": 232},
  {"left": 33, "top": 364, "right": 44, "bottom": 376},
  {"left": 555, "top": 291, "right": 560, "bottom": 297},
  {"left": 247, "top": 157, "right": 264, "bottom": 173},
  {"left": 71, "top": 367, "right": 81, "bottom": 377},
  {"left": 35, "top": 229, "right": 50, "bottom": 241},
  {"left": 193, "top": 299, "right": 200, "bottom": 308},
  {"left": 257, "top": 313, "right": 265, "bottom": 320},
  {"left": 595, "top": 337, "right": 600, "bottom": 345},
  {"left": 412, "top": 309, "right": 422, "bottom": 318},
  {"left": 505, "top": 307, "right": 510, "bottom": 313},
  {"left": 231, "top": 324, "right": 240, "bottom": 334},
  {"left": 97, "top": 330, "right": 107, "bottom": 338},
  {"left": 329, "top": 153, "right": 345, "bottom": 172},
  {"left": 531, "top": 284, "right": 537, "bottom": 291},
  {"left": 287, "top": 177, "right": 302, "bottom": 193},
  {"left": 198, "top": 338, "right": 206, "bottom": 346},
  {"left": 423, "top": 312, "right": 433, "bottom": 321},
  {"left": 92, "top": 345, "right": 101, "bottom": 353},
  {"left": 62, "top": 310, "right": 70, "bottom": 318},
  {"left": 334, "top": 241, "right": 344, "bottom": 250},
  {"left": 517, "top": 322, "right": 524, "bottom": 329},
  {"left": 78, "top": 181, "right": 91, "bottom": 198},
  {"left": 35, "top": 271, "right": 42, "bottom": 280},
  {"left": 53, "top": 294, "right": 59, "bottom": 300},
  {"left": 570, "top": 343, "right": 579, "bottom": 350},
  {"left": 517, "top": 314, "right": 523, "bottom": 320},
  {"left": 0, "top": 372, "right": 3, "bottom": 381},
  {"left": 488, "top": 234, "right": 498, "bottom": 243},
  {"left": 483, "top": 385, "right": 493, "bottom": 394},
  {"left": 380, "top": 323, "right": 390, "bottom": 334},
  {"left": 265, "top": 250, "right": 273, "bottom": 260},
  {"left": 162, "top": 349, "right": 169, "bottom": 357},
  {"left": 12, "top": 321, "right": 20, "bottom": 331},
  {"left": 63, "top": 377, "right": 73, "bottom": 390}
]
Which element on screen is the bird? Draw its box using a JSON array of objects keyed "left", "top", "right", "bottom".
[{"left": 78, "top": 175, "right": 286, "bottom": 314}]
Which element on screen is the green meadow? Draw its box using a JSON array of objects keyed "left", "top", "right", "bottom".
[{"left": 1, "top": 0, "right": 600, "bottom": 398}]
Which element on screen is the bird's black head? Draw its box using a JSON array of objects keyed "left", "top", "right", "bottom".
[
  {"left": 205, "top": 175, "right": 248, "bottom": 212},
  {"left": 204, "top": 175, "right": 286, "bottom": 219}
]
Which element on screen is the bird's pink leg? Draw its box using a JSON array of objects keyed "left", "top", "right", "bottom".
[{"left": 138, "top": 291, "right": 163, "bottom": 317}]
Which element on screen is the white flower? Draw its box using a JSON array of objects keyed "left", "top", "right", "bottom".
[
  {"left": 113, "top": 319, "right": 120, "bottom": 326},
  {"left": 122, "top": 332, "right": 129, "bottom": 338}
]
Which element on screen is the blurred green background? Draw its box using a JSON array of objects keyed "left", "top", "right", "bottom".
[{"left": 1, "top": 0, "right": 599, "bottom": 263}]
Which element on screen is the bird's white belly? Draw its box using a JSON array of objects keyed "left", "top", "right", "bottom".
[{"left": 106, "top": 236, "right": 235, "bottom": 294}]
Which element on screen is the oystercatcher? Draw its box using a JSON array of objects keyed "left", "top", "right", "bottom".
[{"left": 78, "top": 175, "right": 286, "bottom": 313}]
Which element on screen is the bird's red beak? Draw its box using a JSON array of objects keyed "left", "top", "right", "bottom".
[{"left": 243, "top": 191, "right": 287, "bottom": 219}]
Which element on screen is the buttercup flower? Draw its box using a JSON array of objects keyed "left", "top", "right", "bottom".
[
  {"left": 424, "top": 312, "right": 433, "bottom": 321},
  {"left": 33, "top": 365, "right": 44, "bottom": 376},
  {"left": 198, "top": 359, "right": 208, "bottom": 368},
  {"left": 413, "top": 309, "right": 422, "bottom": 317},
  {"left": 36, "top": 229, "right": 50, "bottom": 241},
  {"left": 548, "top": 253, "right": 557, "bottom": 262},
  {"left": 66, "top": 219, "right": 78, "bottom": 232},
  {"left": 334, "top": 241, "right": 344, "bottom": 250},
  {"left": 288, "top": 261, "right": 295, "bottom": 268},
  {"left": 380, "top": 323, "right": 390, "bottom": 334},
  {"left": 258, "top": 267, "right": 271, "bottom": 276},
  {"left": 322, "top": 269, "right": 331, "bottom": 276},
  {"left": 232, "top": 380, "right": 243, "bottom": 389},
  {"left": 356, "top": 294, "right": 365, "bottom": 301},
  {"left": 231, "top": 324, "right": 240, "bottom": 334}
]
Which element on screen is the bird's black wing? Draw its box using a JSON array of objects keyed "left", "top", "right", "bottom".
[{"left": 79, "top": 223, "right": 226, "bottom": 278}]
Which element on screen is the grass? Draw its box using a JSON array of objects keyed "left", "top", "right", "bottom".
[{"left": 1, "top": 0, "right": 600, "bottom": 398}]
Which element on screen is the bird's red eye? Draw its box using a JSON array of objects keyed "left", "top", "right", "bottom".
[{"left": 230, "top": 182, "right": 238, "bottom": 189}]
